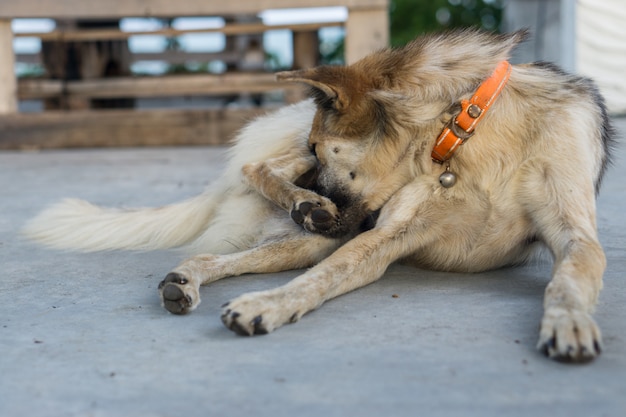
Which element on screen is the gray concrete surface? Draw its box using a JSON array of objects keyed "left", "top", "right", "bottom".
[{"left": 1, "top": 119, "right": 625, "bottom": 417}]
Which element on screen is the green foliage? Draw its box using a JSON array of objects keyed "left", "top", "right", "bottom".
[
  {"left": 16, "top": 64, "right": 46, "bottom": 79},
  {"left": 320, "top": 36, "right": 345, "bottom": 66},
  {"left": 318, "top": 0, "right": 503, "bottom": 66},
  {"left": 390, "top": 0, "right": 503, "bottom": 47}
]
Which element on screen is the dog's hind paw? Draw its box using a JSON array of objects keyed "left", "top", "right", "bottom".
[
  {"left": 291, "top": 198, "right": 340, "bottom": 235},
  {"left": 537, "top": 307, "right": 602, "bottom": 362},
  {"left": 220, "top": 291, "right": 301, "bottom": 336},
  {"left": 158, "top": 272, "right": 200, "bottom": 315}
]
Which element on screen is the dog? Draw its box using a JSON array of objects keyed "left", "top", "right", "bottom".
[{"left": 23, "top": 29, "right": 614, "bottom": 362}]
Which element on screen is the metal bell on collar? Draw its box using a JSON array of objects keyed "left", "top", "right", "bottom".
[{"left": 439, "top": 166, "right": 457, "bottom": 188}]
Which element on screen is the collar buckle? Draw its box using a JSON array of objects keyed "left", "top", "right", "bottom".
[{"left": 448, "top": 116, "right": 475, "bottom": 141}]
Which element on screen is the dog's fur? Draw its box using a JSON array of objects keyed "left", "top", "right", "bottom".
[{"left": 23, "top": 29, "right": 614, "bottom": 362}]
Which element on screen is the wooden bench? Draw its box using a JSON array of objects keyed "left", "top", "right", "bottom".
[{"left": 0, "top": 0, "right": 389, "bottom": 149}]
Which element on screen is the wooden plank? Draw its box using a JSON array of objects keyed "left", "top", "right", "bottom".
[
  {"left": 15, "top": 21, "right": 344, "bottom": 42},
  {"left": 1, "top": 0, "right": 388, "bottom": 19},
  {"left": 0, "top": 20, "right": 18, "bottom": 114},
  {"left": 130, "top": 50, "right": 242, "bottom": 65},
  {"left": 0, "top": 107, "right": 271, "bottom": 149},
  {"left": 18, "top": 79, "right": 63, "bottom": 99},
  {"left": 18, "top": 73, "right": 296, "bottom": 100},
  {"left": 16, "top": 53, "right": 41, "bottom": 64},
  {"left": 17, "top": 50, "right": 244, "bottom": 66},
  {"left": 344, "top": 7, "right": 389, "bottom": 64}
]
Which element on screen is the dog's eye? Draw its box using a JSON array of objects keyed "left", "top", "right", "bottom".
[
  {"left": 349, "top": 172, "right": 356, "bottom": 180},
  {"left": 309, "top": 144, "right": 317, "bottom": 156}
]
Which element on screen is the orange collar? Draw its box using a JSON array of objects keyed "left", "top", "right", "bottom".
[{"left": 431, "top": 61, "right": 512, "bottom": 164}]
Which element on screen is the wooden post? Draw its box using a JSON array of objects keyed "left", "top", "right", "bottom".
[
  {"left": 41, "top": 19, "right": 134, "bottom": 110},
  {"left": 0, "top": 19, "right": 18, "bottom": 114},
  {"left": 344, "top": 7, "right": 389, "bottom": 65},
  {"left": 284, "top": 30, "right": 319, "bottom": 103},
  {"left": 293, "top": 31, "right": 319, "bottom": 70}
]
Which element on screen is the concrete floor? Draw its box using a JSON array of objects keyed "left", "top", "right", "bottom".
[{"left": 1, "top": 118, "right": 625, "bottom": 417}]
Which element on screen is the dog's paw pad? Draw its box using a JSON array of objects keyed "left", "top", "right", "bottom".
[
  {"left": 311, "top": 208, "right": 332, "bottom": 224},
  {"left": 537, "top": 308, "right": 602, "bottom": 362},
  {"left": 290, "top": 208, "right": 305, "bottom": 224},
  {"left": 291, "top": 199, "right": 338, "bottom": 233},
  {"left": 158, "top": 272, "right": 197, "bottom": 315},
  {"left": 298, "top": 202, "right": 314, "bottom": 216}
]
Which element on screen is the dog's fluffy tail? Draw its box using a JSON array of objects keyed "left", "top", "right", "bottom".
[
  {"left": 22, "top": 100, "right": 317, "bottom": 253},
  {"left": 22, "top": 190, "right": 222, "bottom": 252}
]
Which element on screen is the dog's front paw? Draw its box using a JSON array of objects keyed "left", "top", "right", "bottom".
[
  {"left": 158, "top": 272, "right": 200, "bottom": 315},
  {"left": 537, "top": 307, "right": 602, "bottom": 362},
  {"left": 290, "top": 198, "right": 339, "bottom": 234},
  {"left": 220, "top": 291, "right": 301, "bottom": 336}
]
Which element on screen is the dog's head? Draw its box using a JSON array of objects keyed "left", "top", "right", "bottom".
[
  {"left": 278, "top": 65, "right": 420, "bottom": 221},
  {"left": 280, "top": 29, "right": 528, "bottom": 235}
]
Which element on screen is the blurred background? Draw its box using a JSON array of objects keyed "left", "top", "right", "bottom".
[
  {"left": 2, "top": 0, "right": 624, "bottom": 149},
  {"left": 13, "top": 1, "right": 506, "bottom": 79}
]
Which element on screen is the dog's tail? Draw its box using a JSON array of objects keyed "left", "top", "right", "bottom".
[{"left": 22, "top": 188, "right": 223, "bottom": 252}]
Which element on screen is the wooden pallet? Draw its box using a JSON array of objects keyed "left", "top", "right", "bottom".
[{"left": 0, "top": 0, "right": 389, "bottom": 149}]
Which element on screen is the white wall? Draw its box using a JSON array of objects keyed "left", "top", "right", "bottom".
[
  {"left": 504, "top": 0, "right": 626, "bottom": 114},
  {"left": 577, "top": 0, "right": 626, "bottom": 114}
]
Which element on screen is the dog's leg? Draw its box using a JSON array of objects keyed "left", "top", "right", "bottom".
[
  {"left": 159, "top": 150, "right": 345, "bottom": 315},
  {"left": 158, "top": 232, "right": 341, "bottom": 315},
  {"left": 520, "top": 161, "right": 605, "bottom": 362},
  {"left": 537, "top": 220, "right": 605, "bottom": 362},
  {"left": 220, "top": 180, "right": 441, "bottom": 335},
  {"left": 242, "top": 155, "right": 341, "bottom": 234}
]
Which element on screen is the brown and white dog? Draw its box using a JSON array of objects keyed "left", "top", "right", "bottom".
[{"left": 24, "top": 29, "right": 614, "bottom": 362}]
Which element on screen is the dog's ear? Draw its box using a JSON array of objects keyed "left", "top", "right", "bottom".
[{"left": 277, "top": 68, "right": 350, "bottom": 112}]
